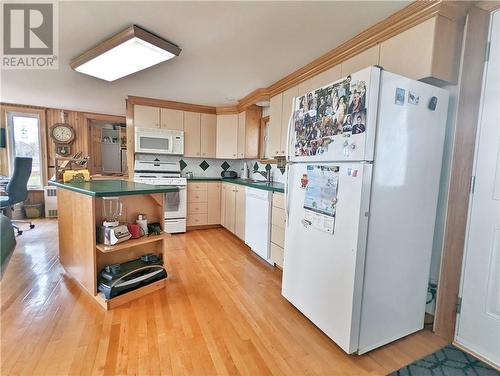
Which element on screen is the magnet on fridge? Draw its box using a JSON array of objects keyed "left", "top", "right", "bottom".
[
  {"left": 408, "top": 91, "right": 420, "bottom": 105},
  {"left": 347, "top": 168, "right": 358, "bottom": 177},
  {"left": 428, "top": 96, "right": 438, "bottom": 111},
  {"left": 395, "top": 88, "right": 405, "bottom": 105}
]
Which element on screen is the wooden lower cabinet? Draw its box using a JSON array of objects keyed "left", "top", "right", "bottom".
[
  {"left": 221, "top": 182, "right": 246, "bottom": 240},
  {"left": 234, "top": 186, "right": 246, "bottom": 240},
  {"left": 224, "top": 184, "right": 236, "bottom": 233},
  {"left": 187, "top": 182, "right": 221, "bottom": 227},
  {"left": 271, "top": 192, "right": 286, "bottom": 268},
  {"left": 207, "top": 182, "right": 221, "bottom": 224}
]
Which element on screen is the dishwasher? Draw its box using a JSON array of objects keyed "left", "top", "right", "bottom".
[{"left": 245, "top": 187, "right": 273, "bottom": 265}]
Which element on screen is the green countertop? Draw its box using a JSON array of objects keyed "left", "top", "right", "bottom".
[
  {"left": 186, "top": 177, "right": 222, "bottom": 181},
  {"left": 49, "top": 180, "right": 179, "bottom": 197},
  {"left": 187, "top": 177, "right": 285, "bottom": 193}
]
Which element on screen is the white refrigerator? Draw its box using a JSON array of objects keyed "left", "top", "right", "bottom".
[{"left": 282, "top": 66, "right": 449, "bottom": 354}]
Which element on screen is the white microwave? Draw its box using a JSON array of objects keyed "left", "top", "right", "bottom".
[{"left": 135, "top": 127, "right": 184, "bottom": 155}]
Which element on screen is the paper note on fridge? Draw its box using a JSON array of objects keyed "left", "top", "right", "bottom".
[{"left": 303, "top": 165, "right": 339, "bottom": 234}]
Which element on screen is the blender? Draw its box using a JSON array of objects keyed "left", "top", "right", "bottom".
[{"left": 99, "top": 197, "right": 131, "bottom": 245}]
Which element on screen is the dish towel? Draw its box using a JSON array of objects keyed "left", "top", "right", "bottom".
[{"left": 166, "top": 191, "right": 180, "bottom": 211}]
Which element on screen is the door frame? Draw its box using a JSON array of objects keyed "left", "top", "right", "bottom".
[
  {"left": 83, "top": 113, "right": 125, "bottom": 175},
  {"left": 433, "top": 6, "right": 492, "bottom": 341},
  {"left": 453, "top": 9, "right": 500, "bottom": 370}
]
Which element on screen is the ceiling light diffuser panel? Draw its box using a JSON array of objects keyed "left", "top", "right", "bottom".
[{"left": 71, "top": 25, "right": 181, "bottom": 82}]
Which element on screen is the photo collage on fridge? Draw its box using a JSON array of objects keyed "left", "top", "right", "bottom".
[{"left": 293, "top": 76, "right": 367, "bottom": 156}]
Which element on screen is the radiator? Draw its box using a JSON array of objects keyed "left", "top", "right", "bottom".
[{"left": 44, "top": 186, "right": 58, "bottom": 218}]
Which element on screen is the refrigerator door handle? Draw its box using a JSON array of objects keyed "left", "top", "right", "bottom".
[
  {"left": 286, "top": 111, "right": 293, "bottom": 162},
  {"left": 285, "top": 163, "right": 290, "bottom": 226}
]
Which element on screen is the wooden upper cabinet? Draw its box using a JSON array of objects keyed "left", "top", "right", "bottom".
[
  {"left": 247, "top": 106, "right": 261, "bottom": 158},
  {"left": 200, "top": 113, "right": 217, "bottom": 158},
  {"left": 237, "top": 112, "right": 246, "bottom": 159},
  {"left": 280, "top": 86, "right": 299, "bottom": 155},
  {"left": 134, "top": 105, "right": 160, "bottom": 128},
  {"left": 269, "top": 94, "right": 283, "bottom": 158},
  {"left": 160, "top": 108, "right": 184, "bottom": 130},
  {"left": 183, "top": 112, "right": 201, "bottom": 157},
  {"left": 298, "top": 65, "right": 341, "bottom": 96},
  {"left": 216, "top": 114, "right": 238, "bottom": 159},
  {"left": 380, "top": 15, "right": 461, "bottom": 84},
  {"left": 341, "top": 45, "right": 380, "bottom": 77}
]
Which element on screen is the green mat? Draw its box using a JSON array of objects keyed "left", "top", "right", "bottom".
[{"left": 390, "top": 345, "right": 499, "bottom": 376}]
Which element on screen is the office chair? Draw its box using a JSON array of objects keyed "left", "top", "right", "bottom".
[{"left": 0, "top": 157, "right": 35, "bottom": 235}]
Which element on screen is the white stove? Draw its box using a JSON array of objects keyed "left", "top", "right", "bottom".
[{"left": 134, "top": 161, "right": 187, "bottom": 233}]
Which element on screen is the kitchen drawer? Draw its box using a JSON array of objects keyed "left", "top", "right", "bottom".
[
  {"left": 187, "top": 182, "right": 208, "bottom": 191},
  {"left": 271, "top": 224, "right": 285, "bottom": 248},
  {"left": 187, "top": 190, "right": 208, "bottom": 203},
  {"left": 272, "top": 207, "right": 285, "bottom": 228},
  {"left": 187, "top": 213, "right": 208, "bottom": 226},
  {"left": 273, "top": 193, "right": 285, "bottom": 209},
  {"left": 188, "top": 202, "right": 208, "bottom": 215},
  {"left": 270, "top": 242, "right": 284, "bottom": 268}
]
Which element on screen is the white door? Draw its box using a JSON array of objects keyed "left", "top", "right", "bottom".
[
  {"left": 282, "top": 161, "right": 372, "bottom": 353},
  {"left": 456, "top": 10, "right": 500, "bottom": 368}
]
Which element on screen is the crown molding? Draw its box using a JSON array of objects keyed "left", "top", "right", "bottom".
[
  {"left": 127, "top": 1, "right": 472, "bottom": 115},
  {"left": 215, "top": 106, "right": 240, "bottom": 115},
  {"left": 474, "top": 1, "right": 500, "bottom": 12},
  {"left": 236, "top": 87, "right": 271, "bottom": 111},
  {"left": 127, "top": 95, "right": 216, "bottom": 114},
  {"left": 235, "top": 0, "right": 470, "bottom": 102}
]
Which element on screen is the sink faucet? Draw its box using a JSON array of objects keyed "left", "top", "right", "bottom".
[{"left": 255, "top": 170, "right": 272, "bottom": 182}]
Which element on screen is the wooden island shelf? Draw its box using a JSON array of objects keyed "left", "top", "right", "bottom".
[
  {"left": 49, "top": 179, "right": 177, "bottom": 310},
  {"left": 96, "top": 232, "right": 169, "bottom": 253}
]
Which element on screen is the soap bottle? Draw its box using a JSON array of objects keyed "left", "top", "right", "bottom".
[{"left": 242, "top": 162, "right": 249, "bottom": 179}]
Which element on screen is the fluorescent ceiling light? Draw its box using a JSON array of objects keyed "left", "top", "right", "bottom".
[{"left": 71, "top": 25, "right": 181, "bottom": 82}]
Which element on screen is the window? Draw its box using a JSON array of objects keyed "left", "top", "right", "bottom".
[{"left": 7, "top": 112, "right": 43, "bottom": 188}]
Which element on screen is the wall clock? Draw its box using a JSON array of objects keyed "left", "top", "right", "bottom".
[{"left": 50, "top": 112, "right": 75, "bottom": 156}]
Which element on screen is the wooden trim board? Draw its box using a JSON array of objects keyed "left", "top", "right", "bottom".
[
  {"left": 95, "top": 279, "right": 167, "bottom": 310},
  {"left": 433, "top": 6, "right": 490, "bottom": 341},
  {"left": 127, "top": 95, "right": 217, "bottom": 114}
]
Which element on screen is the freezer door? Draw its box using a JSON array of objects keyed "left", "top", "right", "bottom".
[
  {"left": 282, "top": 162, "right": 372, "bottom": 353},
  {"left": 288, "top": 66, "right": 380, "bottom": 163},
  {"left": 357, "top": 71, "right": 449, "bottom": 353}
]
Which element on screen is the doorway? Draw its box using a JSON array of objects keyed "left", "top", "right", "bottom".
[{"left": 455, "top": 9, "right": 500, "bottom": 368}]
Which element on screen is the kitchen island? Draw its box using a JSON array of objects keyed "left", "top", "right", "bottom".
[{"left": 49, "top": 180, "right": 178, "bottom": 309}]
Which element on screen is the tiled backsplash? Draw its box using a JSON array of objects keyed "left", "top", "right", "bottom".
[{"left": 135, "top": 154, "right": 286, "bottom": 183}]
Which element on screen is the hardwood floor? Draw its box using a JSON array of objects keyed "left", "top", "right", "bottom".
[{"left": 1, "top": 219, "right": 448, "bottom": 375}]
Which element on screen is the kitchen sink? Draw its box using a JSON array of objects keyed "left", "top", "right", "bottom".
[{"left": 242, "top": 178, "right": 268, "bottom": 184}]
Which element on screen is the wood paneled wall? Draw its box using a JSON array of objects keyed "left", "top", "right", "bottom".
[
  {"left": 45, "top": 109, "right": 89, "bottom": 178},
  {"left": 1, "top": 103, "right": 124, "bottom": 183}
]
